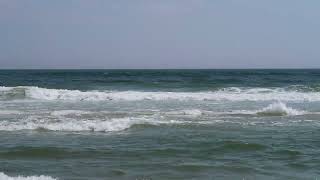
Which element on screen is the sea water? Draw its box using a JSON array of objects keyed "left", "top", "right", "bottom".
[{"left": 0, "top": 69, "right": 319, "bottom": 179}]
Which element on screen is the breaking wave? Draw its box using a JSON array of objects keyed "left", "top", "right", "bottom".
[
  {"left": 256, "top": 102, "right": 304, "bottom": 116},
  {"left": 218, "top": 102, "right": 305, "bottom": 116},
  {"left": 1, "top": 86, "right": 320, "bottom": 102},
  {"left": 0, "top": 172, "right": 57, "bottom": 180},
  {"left": 0, "top": 117, "right": 155, "bottom": 132},
  {"left": 0, "top": 104, "right": 311, "bottom": 133},
  {"left": 168, "top": 103, "right": 305, "bottom": 117}
]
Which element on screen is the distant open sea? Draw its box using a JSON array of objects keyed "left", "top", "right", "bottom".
[{"left": 0, "top": 69, "right": 319, "bottom": 180}]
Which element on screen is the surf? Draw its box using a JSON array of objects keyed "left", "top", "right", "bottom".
[{"left": 1, "top": 86, "right": 320, "bottom": 102}]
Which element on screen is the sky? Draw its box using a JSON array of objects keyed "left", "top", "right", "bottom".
[{"left": 0, "top": 0, "right": 320, "bottom": 69}]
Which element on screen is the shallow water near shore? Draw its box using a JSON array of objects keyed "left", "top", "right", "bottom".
[{"left": 0, "top": 69, "right": 320, "bottom": 180}]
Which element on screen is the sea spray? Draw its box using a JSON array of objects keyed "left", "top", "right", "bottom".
[{"left": 256, "top": 102, "right": 304, "bottom": 116}]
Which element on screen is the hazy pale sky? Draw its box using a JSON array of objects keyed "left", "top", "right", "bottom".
[{"left": 1, "top": 0, "right": 319, "bottom": 69}]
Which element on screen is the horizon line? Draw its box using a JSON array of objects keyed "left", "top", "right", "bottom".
[{"left": 0, "top": 68, "right": 320, "bottom": 70}]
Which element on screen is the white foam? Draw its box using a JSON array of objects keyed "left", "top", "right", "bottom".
[
  {"left": 0, "top": 110, "right": 22, "bottom": 115},
  {"left": 256, "top": 102, "right": 304, "bottom": 116},
  {"left": 0, "top": 116, "right": 155, "bottom": 132},
  {"left": 0, "top": 86, "right": 14, "bottom": 91},
  {"left": 199, "top": 102, "right": 305, "bottom": 116},
  {"left": 24, "top": 86, "right": 320, "bottom": 102},
  {"left": 0, "top": 172, "right": 57, "bottom": 180},
  {"left": 50, "top": 110, "right": 91, "bottom": 116},
  {"left": 0, "top": 86, "right": 320, "bottom": 102},
  {"left": 0, "top": 110, "right": 214, "bottom": 132},
  {"left": 165, "top": 109, "right": 203, "bottom": 116}
]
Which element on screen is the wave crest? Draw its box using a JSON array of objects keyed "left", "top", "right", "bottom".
[
  {"left": 0, "top": 117, "right": 153, "bottom": 132},
  {"left": 257, "top": 102, "right": 303, "bottom": 116},
  {"left": 0, "top": 172, "right": 57, "bottom": 180},
  {"left": 1, "top": 86, "right": 320, "bottom": 102}
]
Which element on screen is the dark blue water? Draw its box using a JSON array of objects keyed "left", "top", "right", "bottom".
[
  {"left": 0, "top": 69, "right": 319, "bottom": 180},
  {"left": 1, "top": 69, "right": 320, "bottom": 91}
]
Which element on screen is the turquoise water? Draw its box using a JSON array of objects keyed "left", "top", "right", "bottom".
[{"left": 0, "top": 70, "right": 319, "bottom": 179}]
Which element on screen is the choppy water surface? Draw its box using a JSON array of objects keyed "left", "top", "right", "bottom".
[{"left": 0, "top": 69, "right": 320, "bottom": 180}]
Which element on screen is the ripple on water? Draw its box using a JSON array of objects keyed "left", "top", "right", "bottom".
[
  {"left": 0, "top": 147, "right": 114, "bottom": 159},
  {"left": 216, "top": 141, "right": 267, "bottom": 153}
]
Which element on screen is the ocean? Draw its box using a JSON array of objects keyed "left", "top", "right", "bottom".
[{"left": 0, "top": 69, "right": 319, "bottom": 180}]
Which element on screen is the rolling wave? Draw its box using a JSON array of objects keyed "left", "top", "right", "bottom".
[
  {"left": 1, "top": 86, "right": 320, "bottom": 102},
  {"left": 0, "top": 116, "right": 155, "bottom": 132},
  {"left": 0, "top": 102, "right": 309, "bottom": 132},
  {"left": 166, "top": 102, "right": 305, "bottom": 117}
]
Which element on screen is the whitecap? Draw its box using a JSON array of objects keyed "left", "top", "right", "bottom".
[
  {"left": 256, "top": 102, "right": 304, "bottom": 116},
  {"left": 24, "top": 86, "right": 320, "bottom": 102},
  {"left": 0, "top": 86, "right": 14, "bottom": 91},
  {"left": 0, "top": 116, "right": 155, "bottom": 132},
  {"left": 0, "top": 86, "right": 320, "bottom": 102},
  {"left": 0, "top": 172, "right": 57, "bottom": 180}
]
